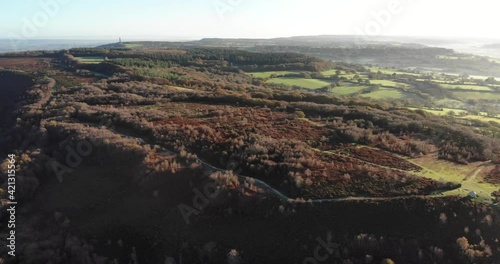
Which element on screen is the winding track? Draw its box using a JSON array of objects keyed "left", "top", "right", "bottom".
[
  {"left": 102, "top": 118, "right": 470, "bottom": 204},
  {"left": 195, "top": 155, "right": 454, "bottom": 203}
]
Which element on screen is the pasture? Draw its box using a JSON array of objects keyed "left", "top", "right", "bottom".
[
  {"left": 368, "top": 67, "right": 420, "bottom": 76},
  {"left": 124, "top": 43, "right": 143, "bottom": 48},
  {"left": 329, "top": 85, "right": 368, "bottom": 96},
  {"left": 268, "top": 77, "right": 331, "bottom": 89},
  {"left": 369, "top": 79, "right": 409, "bottom": 88},
  {"left": 74, "top": 56, "right": 105, "bottom": 64},
  {"left": 320, "top": 69, "right": 358, "bottom": 79},
  {"left": 407, "top": 107, "right": 468, "bottom": 116},
  {"left": 439, "top": 83, "right": 493, "bottom": 91},
  {"left": 360, "top": 88, "right": 405, "bottom": 99},
  {"left": 461, "top": 114, "right": 500, "bottom": 124},
  {"left": 453, "top": 91, "right": 500, "bottom": 100},
  {"left": 410, "top": 155, "right": 497, "bottom": 203}
]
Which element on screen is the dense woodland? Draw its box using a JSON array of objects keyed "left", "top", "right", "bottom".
[
  {"left": 97, "top": 37, "right": 500, "bottom": 77},
  {"left": 68, "top": 47, "right": 335, "bottom": 72}
]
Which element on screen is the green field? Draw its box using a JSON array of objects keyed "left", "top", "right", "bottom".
[
  {"left": 442, "top": 73, "right": 500, "bottom": 80},
  {"left": 320, "top": 70, "right": 357, "bottom": 79},
  {"left": 439, "top": 83, "right": 493, "bottom": 91},
  {"left": 369, "top": 79, "right": 409, "bottom": 88},
  {"left": 268, "top": 77, "right": 331, "bottom": 89},
  {"left": 320, "top": 69, "right": 341, "bottom": 76},
  {"left": 124, "top": 43, "right": 143, "bottom": 48},
  {"left": 407, "top": 107, "right": 468, "bottom": 116},
  {"left": 408, "top": 107, "right": 500, "bottom": 124},
  {"left": 453, "top": 91, "right": 500, "bottom": 100},
  {"left": 360, "top": 88, "right": 405, "bottom": 99},
  {"left": 461, "top": 115, "right": 500, "bottom": 124},
  {"left": 411, "top": 156, "right": 497, "bottom": 203},
  {"left": 74, "top": 56, "right": 104, "bottom": 64},
  {"left": 416, "top": 79, "right": 454, "bottom": 84},
  {"left": 368, "top": 67, "right": 420, "bottom": 76},
  {"left": 249, "top": 71, "right": 298, "bottom": 78},
  {"left": 329, "top": 85, "right": 368, "bottom": 96}
]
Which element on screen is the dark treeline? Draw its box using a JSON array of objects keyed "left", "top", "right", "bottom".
[
  {"left": 68, "top": 47, "right": 334, "bottom": 71},
  {"left": 0, "top": 50, "right": 61, "bottom": 57}
]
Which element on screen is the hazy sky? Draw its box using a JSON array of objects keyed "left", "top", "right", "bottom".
[{"left": 1, "top": 0, "right": 499, "bottom": 40}]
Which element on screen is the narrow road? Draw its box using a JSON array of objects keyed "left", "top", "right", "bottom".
[
  {"left": 463, "top": 163, "right": 489, "bottom": 183},
  {"left": 196, "top": 157, "right": 452, "bottom": 203}
]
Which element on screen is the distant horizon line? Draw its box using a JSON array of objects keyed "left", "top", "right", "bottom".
[{"left": 2, "top": 34, "right": 500, "bottom": 42}]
